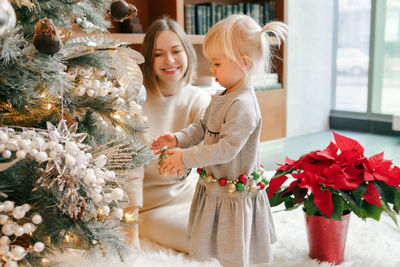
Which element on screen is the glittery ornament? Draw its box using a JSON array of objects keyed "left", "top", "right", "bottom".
[
  {"left": 32, "top": 18, "right": 63, "bottom": 55},
  {"left": 110, "top": 0, "right": 137, "bottom": 22},
  {"left": 257, "top": 181, "right": 265, "bottom": 190}
]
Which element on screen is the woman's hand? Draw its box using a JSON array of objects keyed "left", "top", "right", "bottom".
[
  {"left": 150, "top": 133, "right": 178, "bottom": 154},
  {"left": 160, "top": 150, "right": 185, "bottom": 176}
]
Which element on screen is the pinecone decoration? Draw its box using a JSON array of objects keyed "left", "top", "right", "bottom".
[
  {"left": 32, "top": 18, "right": 63, "bottom": 55},
  {"left": 110, "top": 0, "right": 137, "bottom": 22}
]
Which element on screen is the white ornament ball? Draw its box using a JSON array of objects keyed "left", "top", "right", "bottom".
[
  {"left": 65, "top": 142, "right": 78, "bottom": 155},
  {"left": 21, "top": 204, "right": 31, "bottom": 212},
  {"left": 84, "top": 170, "right": 96, "bottom": 185},
  {"left": 0, "top": 132, "right": 8, "bottom": 143},
  {"left": 76, "top": 86, "right": 86, "bottom": 96},
  {"left": 11, "top": 245, "right": 26, "bottom": 261},
  {"left": 23, "top": 223, "right": 35, "bottom": 234},
  {"left": 4, "top": 260, "right": 18, "bottom": 267},
  {"left": 95, "top": 177, "right": 105, "bottom": 187},
  {"left": 93, "top": 186, "right": 102, "bottom": 194},
  {"left": 111, "top": 87, "right": 119, "bottom": 95},
  {"left": 54, "top": 144, "right": 63, "bottom": 153},
  {"left": 12, "top": 206, "right": 26, "bottom": 219},
  {"left": 92, "top": 80, "right": 101, "bottom": 90},
  {"left": 0, "top": 244, "right": 9, "bottom": 256},
  {"left": 103, "top": 194, "right": 112, "bottom": 204},
  {"left": 32, "top": 214, "right": 42, "bottom": 224},
  {"left": 32, "top": 137, "right": 45, "bottom": 149},
  {"left": 14, "top": 226, "right": 24, "bottom": 237},
  {"left": 2, "top": 223, "right": 15, "bottom": 236},
  {"left": 30, "top": 148, "right": 38, "bottom": 156},
  {"left": 115, "top": 97, "right": 125, "bottom": 106},
  {"left": 16, "top": 150, "right": 26, "bottom": 159},
  {"left": 2, "top": 150, "right": 11, "bottom": 159},
  {"left": 95, "top": 154, "right": 107, "bottom": 168},
  {"left": 0, "top": 215, "right": 8, "bottom": 225},
  {"left": 118, "top": 86, "right": 126, "bottom": 95},
  {"left": 113, "top": 208, "right": 123, "bottom": 220},
  {"left": 49, "top": 150, "right": 58, "bottom": 160},
  {"left": 111, "top": 188, "right": 124, "bottom": 200},
  {"left": 0, "top": 204, "right": 4, "bottom": 212},
  {"left": 100, "top": 206, "right": 110, "bottom": 216},
  {"left": 3, "top": 201, "right": 14, "bottom": 212},
  {"left": 19, "top": 139, "right": 31, "bottom": 151},
  {"left": 93, "top": 193, "right": 103, "bottom": 202},
  {"left": 98, "top": 87, "right": 107, "bottom": 97},
  {"left": 35, "top": 151, "right": 48, "bottom": 163},
  {"left": 65, "top": 154, "right": 76, "bottom": 166},
  {"left": 87, "top": 89, "right": 95, "bottom": 97},
  {"left": 0, "top": 236, "right": 10, "bottom": 246},
  {"left": 33, "top": 242, "right": 45, "bottom": 252}
]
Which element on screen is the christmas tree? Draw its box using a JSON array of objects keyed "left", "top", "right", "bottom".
[{"left": 0, "top": 0, "right": 151, "bottom": 265}]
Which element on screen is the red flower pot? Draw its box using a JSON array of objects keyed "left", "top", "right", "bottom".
[{"left": 304, "top": 211, "right": 351, "bottom": 265}]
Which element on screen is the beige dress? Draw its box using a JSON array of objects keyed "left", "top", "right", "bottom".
[{"left": 131, "top": 85, "right": 211, "bottom": 252}]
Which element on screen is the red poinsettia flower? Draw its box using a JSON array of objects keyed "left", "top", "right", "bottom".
[{"left": 267, "top": 131, "right": 400, "bottom": 221}]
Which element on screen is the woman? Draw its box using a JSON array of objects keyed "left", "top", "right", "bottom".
[{"left": 125, "top": 17, "right": 211, "bottom": 253}]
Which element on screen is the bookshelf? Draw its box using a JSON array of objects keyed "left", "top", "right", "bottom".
[{"left": 107, "top": 0, "right": 287, "bottom": 141}]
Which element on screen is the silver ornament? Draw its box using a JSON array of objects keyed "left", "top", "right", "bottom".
[{"left": 0, "top": 0, "right": 16, "bottom": 38}]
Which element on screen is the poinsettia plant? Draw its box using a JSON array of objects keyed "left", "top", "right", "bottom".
[{"left": 267, "top": 131, "right": 400, "bottom": 223}]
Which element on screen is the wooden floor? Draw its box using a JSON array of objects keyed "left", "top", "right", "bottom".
[{"left": 260, "top": 129, "right": 400, "bottom": 171}]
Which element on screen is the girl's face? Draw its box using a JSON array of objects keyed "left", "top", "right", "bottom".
[
  {"left": 209, "top": 55, "right": 245, "bottom": 92},
  {"left": 153, "top": 30, "right": 188, "bottom": 91}
]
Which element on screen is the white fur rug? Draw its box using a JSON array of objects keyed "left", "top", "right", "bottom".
[{"left": 53, "top": 206, "right": 400, "bottom": 267}]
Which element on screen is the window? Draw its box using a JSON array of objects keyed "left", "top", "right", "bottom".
[{"left": 333, "top": 0, "right": 400, "bottom": 116}]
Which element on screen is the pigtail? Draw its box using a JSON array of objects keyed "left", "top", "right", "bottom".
[{"left": 261, "top": 21, "right": 288, "bottom": 47}]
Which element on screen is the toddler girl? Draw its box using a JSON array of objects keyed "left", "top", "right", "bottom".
[{"left": 151, "top": 14, "right": 287, "bottom": 267}]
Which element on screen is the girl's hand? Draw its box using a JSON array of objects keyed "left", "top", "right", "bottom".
[
  {"left": 160, "top": 150, "right": 185, "bottom": 176},
  {"left": 150, "top": 133, "right": 178, "bottom": 155}
]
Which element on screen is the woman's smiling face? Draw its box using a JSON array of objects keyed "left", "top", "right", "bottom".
[{"left": 153, "top": 30, "right": 188, "bottom": 90}]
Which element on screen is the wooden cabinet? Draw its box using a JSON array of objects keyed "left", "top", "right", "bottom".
[{"left": 108, "top": 0, "right": 287, "bottom": 141}]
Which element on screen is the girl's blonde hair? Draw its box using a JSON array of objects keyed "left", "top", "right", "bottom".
[
  {"left": 141, "top": 17, "right": 197, "bottom": 95},
  {"left": 203, "top": 14, "right": 288, "bottom": 75}
]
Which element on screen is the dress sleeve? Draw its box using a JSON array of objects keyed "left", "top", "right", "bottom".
[
  {"left": 181, "top": 98, "right": 259, "bottom": 169},
  {"left": 175, "top": 88, "right": 211, "bottom": 148}
]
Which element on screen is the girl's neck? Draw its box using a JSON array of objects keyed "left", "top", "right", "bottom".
[
  {"left": 158, "top": 80, "right": 185, "bottom": 97},
  {"left": 223, "top": 78, "right": 248, "bottom": 95}
]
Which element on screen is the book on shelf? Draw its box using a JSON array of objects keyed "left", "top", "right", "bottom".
[{"left": 185, "top": 1, "right": 277, "bottom": 35}]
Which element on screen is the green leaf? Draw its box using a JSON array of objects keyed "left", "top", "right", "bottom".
[
  {"left": 381, "top": 201, "right": 399, "bottom": 227},
  {"left": 269, "top": 190, "right": 288, "bottom": 207},
  {"left": 353, "top": 183, "right": 367, "bottom": 202},
  {"left": 304, "top": 196, "right": 319, "bottom": 216},
  {"left": 338, "top": 189, "right": 360, "bottom": 209},
  {"left": 374, "top": 180, "right": 398, "bottom": 205},
  {"left": 284, "top": 197, "right": 295, "bottom": 210},
  {"left": 361, "top": 200, "right": 383, "bottom": 221},
  {"left": 348, "top": 201, "right": 367, "bottom": 219},
  {"left": 330, "top": 194, "right": 345, "bottom": 221}
]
